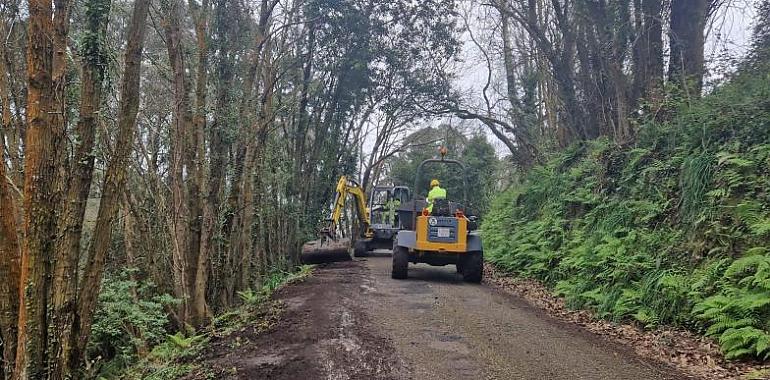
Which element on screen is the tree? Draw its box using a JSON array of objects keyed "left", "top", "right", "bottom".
[
  {"left": 15, "top": 0, "right": 61, "bottom": 377},
  {"left": 747, "top": 0, "right": 770, "bottom": 67},
  {"left": 49, "top": 0, "right": 112, "bottom": 376},
  {"left": 161, "top": 0, "right": 198, "bottom": 326},
  {"left": 72, "top": 0, "right": 152, "bottom": 372},
  {"left": 632, "top": 0, "right": 664, "bottom": 100},
  {"left": 668, "top": 0, "right": 710, "bottom": 94},
  {"left": 0, "top": 9, "right": 22, "bottom": 378},
  {"left": 0, "top": 84, "right": 21, "bottom": 380},
  {"left": 461, "top": 134, "right": 499, "bottom": 216},
  {"left": 456, "top": 0, "right": 728, "bottom": 155}
]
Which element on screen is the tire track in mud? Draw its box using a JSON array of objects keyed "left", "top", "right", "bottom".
[
  {"left": 183, "top": 258, "right": 692, "bottom": 380},
  {"left": 183, "top": 261, "right": 406, "bottom": 380}
]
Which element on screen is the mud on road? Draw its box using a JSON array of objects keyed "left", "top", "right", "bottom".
[
  {"left": 185, "top": 258, "right": 693, "bottom": 380},
  {"left": 186, "top": 261, "right": 407, "bottom": 380}
]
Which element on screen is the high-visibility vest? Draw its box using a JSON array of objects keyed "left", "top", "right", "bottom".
[{"left": 426, "top": 186, "right": 447, "bottom": 212}]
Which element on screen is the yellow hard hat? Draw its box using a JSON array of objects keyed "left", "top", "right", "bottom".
[{"left": 430, "top": 179, "right": 440, "bottom": 188}]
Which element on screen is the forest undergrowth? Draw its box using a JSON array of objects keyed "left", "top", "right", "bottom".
[{"left": 91, "top": 266, "right": 314, "bottom": 379}]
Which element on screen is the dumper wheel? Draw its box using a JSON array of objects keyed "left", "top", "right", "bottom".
[
  {"left": 392, "top": 245, "right": 409, "bottom": 279},
  {"left": 462, "top": 251, "right": 483, "bottom": 283},
  {"left": 353, "top": 240, "right": 369, "bottom": 257}
]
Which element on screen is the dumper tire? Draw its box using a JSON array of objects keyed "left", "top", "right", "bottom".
[
  {"left": 392, "top": 245, "right": 409, "bottom": 279},
  {"left": 462, "top": 251, "right": 483, "bottom": 283}
]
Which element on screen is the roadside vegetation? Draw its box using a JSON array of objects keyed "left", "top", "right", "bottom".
[
  {"left": 480, "top": 0, "right": 770, "bottom": 365},
  {"left": 93, "top": 266, "right": 313, "bottom": 379},
  {"left": 484, "top": 66, "right": 770, "bottom": 361},
  {"left": 0, "top": 0, "right": 460, "bottom": 378}
]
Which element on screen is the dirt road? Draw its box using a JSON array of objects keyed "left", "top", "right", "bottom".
[{"left": 191, "top": 257, "right": 693, "bottom": 379}]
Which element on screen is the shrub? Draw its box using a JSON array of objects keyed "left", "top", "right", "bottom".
[{"left": 89, "top": 271, "right": 177, "bottom": 377}]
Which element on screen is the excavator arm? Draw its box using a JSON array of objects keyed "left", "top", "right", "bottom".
[
  {"left": 301, "top": 176, "right": 374, "bottom": 264},
  {"left": 323, "top": 176, "right": 372, "bottom": 240}
]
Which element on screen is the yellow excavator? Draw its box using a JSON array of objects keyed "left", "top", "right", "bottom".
[
  {"left": 300, "top": 176, "right": 373, "bottom": 264},
  {"left": 300, "top": 176, "right": 410, "bottom": 264}
]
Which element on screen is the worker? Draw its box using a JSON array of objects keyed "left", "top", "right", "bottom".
[
  {"left": 426, "top": 179, "right": 446, "bottom": 213},
  {"left": 385, "top": 197, "right": 400, "bottom": 225}
]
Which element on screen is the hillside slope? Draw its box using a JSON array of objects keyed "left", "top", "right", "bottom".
[{"left": 483, "top": 71, "right": 770, "bottom": 361}]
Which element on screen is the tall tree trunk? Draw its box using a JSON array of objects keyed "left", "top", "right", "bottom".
[
  {"left": 49, "top": 0, "right": 111, "bottom": 377},
  {"left": 499, "top": 8, "right": 537, "bottom": 165},
  {"left": 0, "top": 16, "right": 21, "bottom": 380},
  {"left": 50, "top": 0, "right": 73, "bottom": 218},
  {"left": 190, "top": 0, "right": 212, "bottom": 327},
  {"left": 575, "top": 22, "right": 604, "bottom": 136},
  {"left": 163, "top": 0, "right": 195, "bottom": 324},
  {"left": 0, "top": 168, "right": 19, "bottom": 380},
  {"left": 72, "top": 0, "right": 151, "bottom": 368},
  {"left": 15, "top": 0, "right": 62, "bottom": 376},
  {"left": 225, "top": 0, "right": 277, "bottom": 298},
  {"left": 632, "top": 0, "right": 663, "bottom": 101},
  {"left": 292, "top": 19, "right": 315, "bottom": 192},
  {"left": 209, "top": 0, "right": 236, "bottom": 311},
  {"left": 501, "top": 11, "right": 520, "bottom": 111},
  {"left": 0, "top": 127, "right": 20, "bottom": 380},
  {"left": 584, "top": 0, "right": 632, "bottom": 142},
  {"left": 668, "top": 0, "right": 709, "bottom": 95}
]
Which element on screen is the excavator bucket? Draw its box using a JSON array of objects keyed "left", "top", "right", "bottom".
[{"left": 300, "top": 238, "right": 352, "bottom": 264}]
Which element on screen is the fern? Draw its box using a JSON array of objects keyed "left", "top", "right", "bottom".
[
  {"left": 166, "top": 332, "right": 205, "bottom": 350},
  {"left": 716, "top": 151, "right": 755, "bottom": 170},
  {"left": 735, "top": 202, "right": 770, "bottom": 236},
  {"left": 718, "top": 327, "right": 770, "bottom": 359},
  {"left": 236, "top": 289, "right": 262, "bottom": 305}
]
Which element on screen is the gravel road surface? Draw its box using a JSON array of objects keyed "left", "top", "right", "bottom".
[{"left": 187, "top": 257, "right": 692, "bottom": 380}]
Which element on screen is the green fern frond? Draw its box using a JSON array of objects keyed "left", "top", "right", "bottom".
[
  {"left": 755, "top": 334, "right": 770, "bottom": 356},
  {"left": 716, "top": 152, "right": 755, "bottom": 168},
  {"left": 725, "top": 253, "right": 769, "bottom": 280},
  {"left": 706, "top": 317, "right": 756, "bottom": 336},
  {"left": 717, "top": 326, "right": 770, "bottom": 359}
]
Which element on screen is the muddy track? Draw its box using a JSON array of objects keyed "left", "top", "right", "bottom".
[
  {"left": 184, "top": 261, "right": 406, "bottom": 379},
  {"left": 184, "top": 258, "right": 694, "bottom": 380}
]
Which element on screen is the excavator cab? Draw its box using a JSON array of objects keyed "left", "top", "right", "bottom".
[
  {"left": 391, "top": 151, "right": 483, "bottom": 282},
  {"left": 354, "top": 185, "right": 411, "bottom": 257}
]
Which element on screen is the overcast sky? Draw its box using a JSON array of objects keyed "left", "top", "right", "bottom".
[
  {"left": 448, "top": 0, "right": 761, "bottom": 155},
  {"left": 362, "top": 1, "right": 763, "bottom": 165}
]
